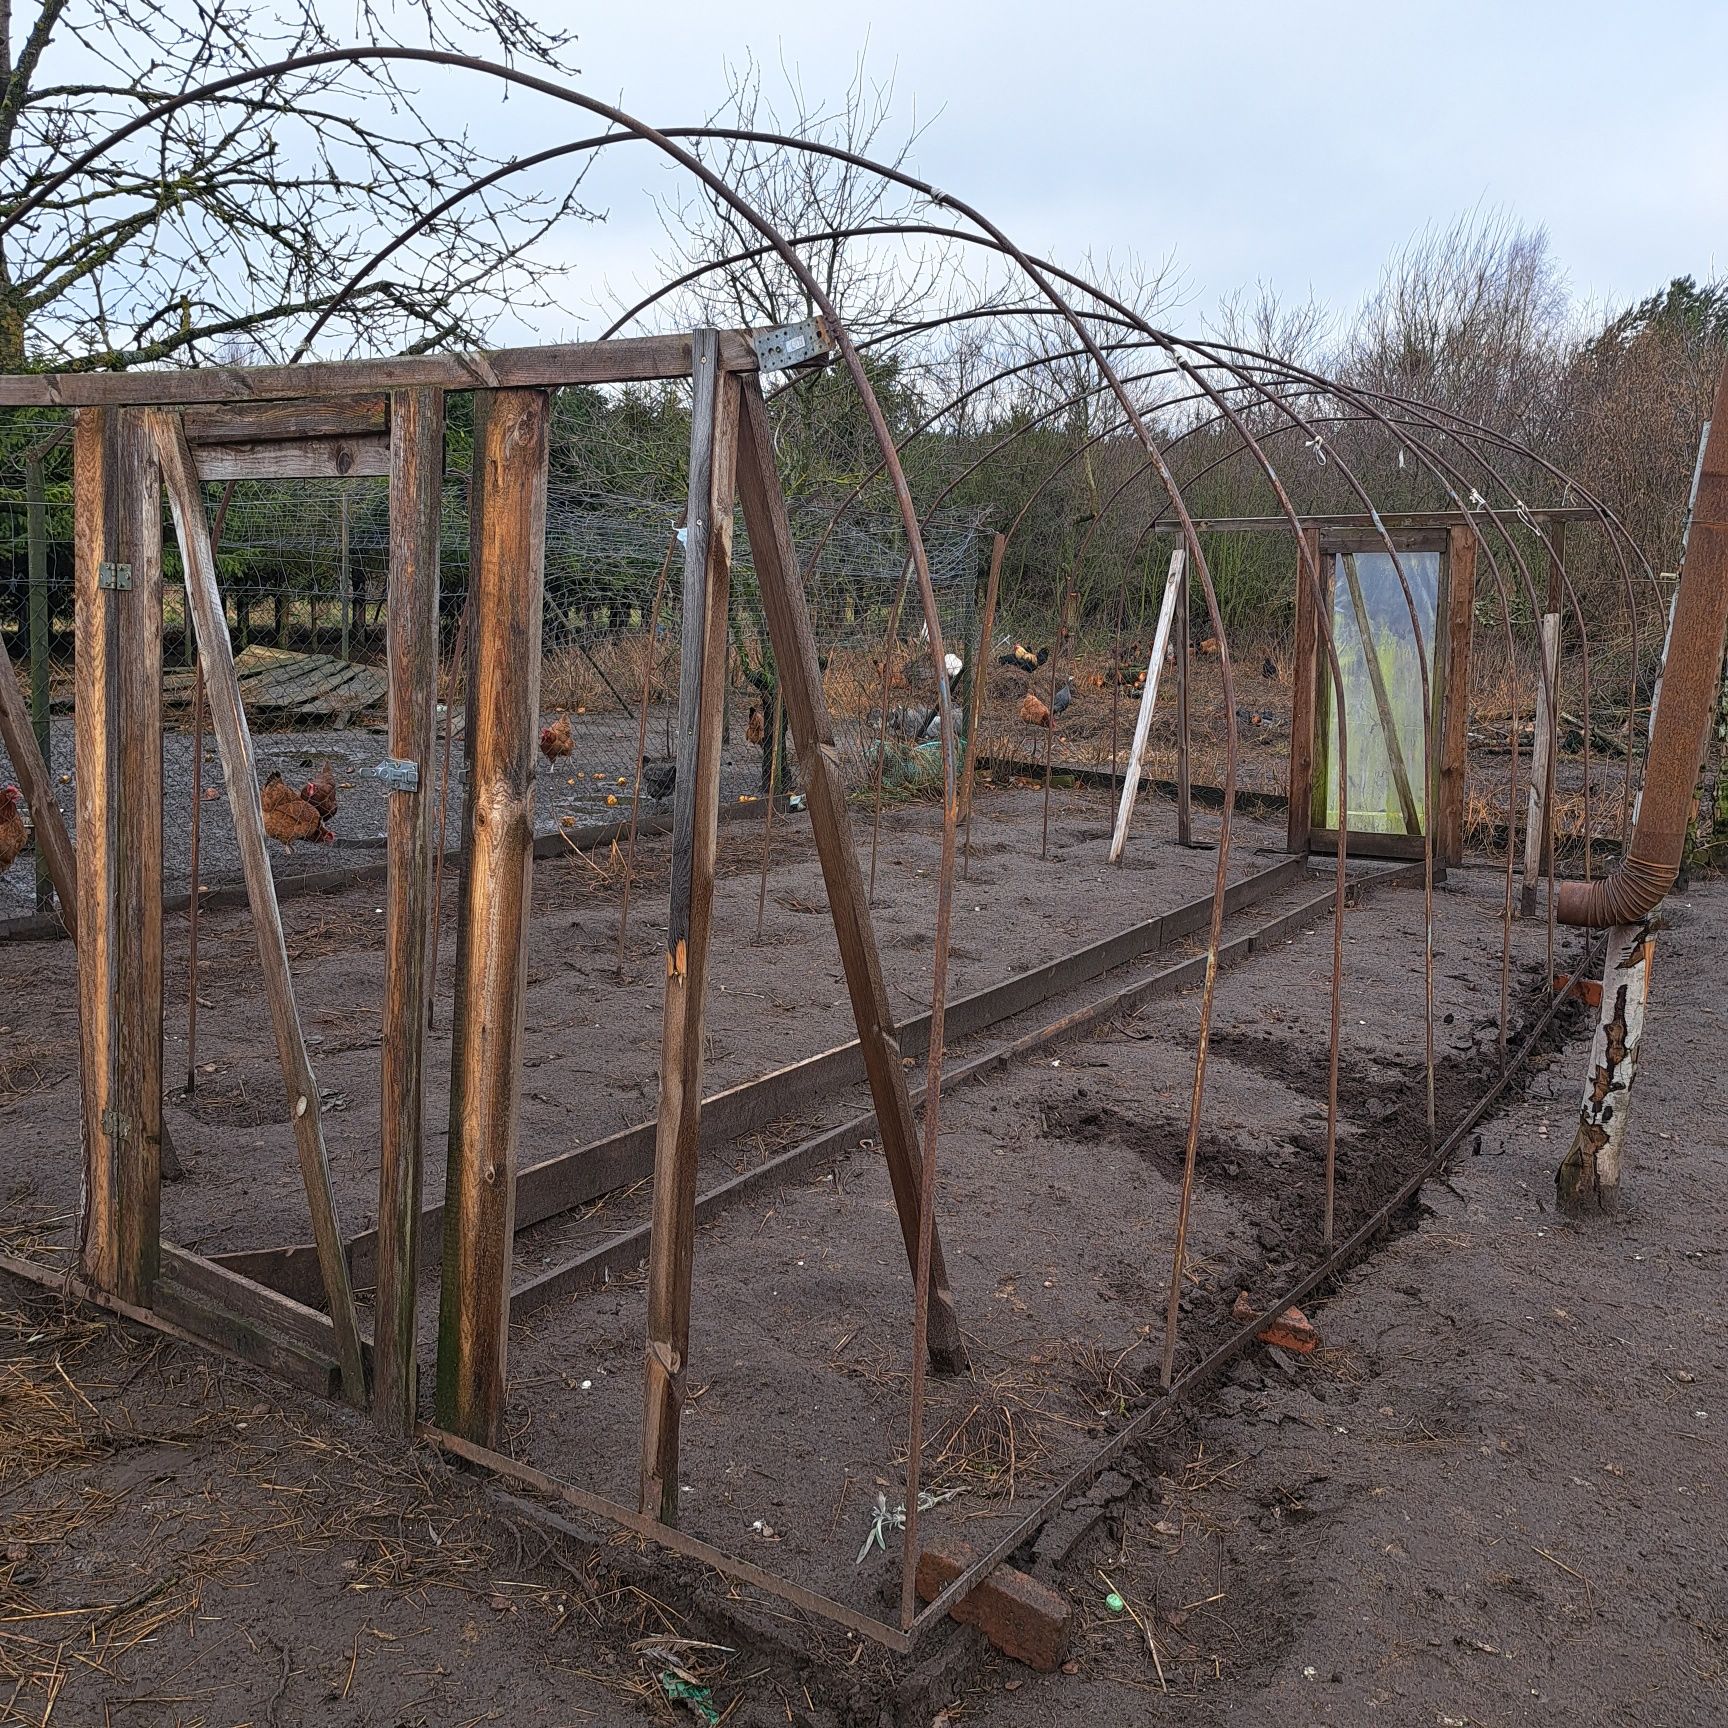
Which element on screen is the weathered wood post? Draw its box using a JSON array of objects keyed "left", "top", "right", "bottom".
[
  {"left": 1109, "top": 547, "right": 1184, "bottom": 863},
  {"left": 374, "top": 387, "right": 445, "bottom": 1437},
  {"left": 73, "top": 406, "right": 163, "bottom": 1304},
  {"left": 25, "top": 445, "right": 53, "bottom": 912},
  {"left": 734, "top": 373, "right": 969, "bottom": 1373},
  {"left": 435, "top": 387, "right": 549, "bottom": 1446},
  {"left": 1435, "top": 525, "right": 1477, "bottom": 867},
  {"left": 1286, "top": 526, "right": 1322, "bottom": 854},
  {"left": 1521, "top": 520, "right": 1564, "bottom": 916},
  {"left": 641, "top": 332, "right": 740, "bottom": 1524}
]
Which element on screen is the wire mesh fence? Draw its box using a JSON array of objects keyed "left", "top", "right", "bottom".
[{"left": 0, "top": 402, "right": 992, "bottom": 917}]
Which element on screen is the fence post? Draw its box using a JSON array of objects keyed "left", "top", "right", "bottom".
[
  {"left": 374, "top": 387, "right": 445, "bottom": 1438},
  {"left": 25, "top": 449, "right": 52, "bottom": 913},
  {"left": 73, "top": 406, "right": 163, "bottom": 1303},
  {"left": 435, "top": 387, "right": 549, "bottom": 1447}
]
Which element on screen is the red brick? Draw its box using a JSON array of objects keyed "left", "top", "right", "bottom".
[{"left": 915, "top": 1538, "right": 1072, "bottom": 1671}]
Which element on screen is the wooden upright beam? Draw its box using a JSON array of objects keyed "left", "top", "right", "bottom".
[
  {"left": 1521, "top": 521, "right": 1564, "bottom": 912},
  {"left": 734, "top": 373, "right": 969, "bottom": 1370},
  {"left": 373, "top": 387, "right": 445, "bottom": 1438},
  {"left": 73, "top": 407, "right": 162, "bottom": 1301},
  {"left": 1175, "top": 545, "right": 1193, "bottom": 844},
  {"left": 435, "top": 387, "right": 549, "bottom": 1447},
  {"left": 0, "top": 625, "right": 77, "bottom": 936},
  {"left": 1287, "top": 527, "right": 1322, "bottom": 853},
  {"left": 641, "top": 333, "right": 742, "bottom": 1524},
  {"left": 150, "top": 410, "right": 368, "bottom": 1402},
  {"left": 1435, "top": 526, "right": 1477, "bottom": 867}
]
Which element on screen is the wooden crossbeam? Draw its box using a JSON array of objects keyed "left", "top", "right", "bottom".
[
  {"left": 0, "top": 331, "right": 758, "bottom": 407},
  {"left": 734, "top": 371, "right": 968, "bottom": 1375},
  {"left": 150, "top": 408, "right": 367, "bottom": 1403}
]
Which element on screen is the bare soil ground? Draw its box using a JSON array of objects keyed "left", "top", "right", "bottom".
[{"left": 3, "top": 783, "right": 1721, "bottom": 1727}]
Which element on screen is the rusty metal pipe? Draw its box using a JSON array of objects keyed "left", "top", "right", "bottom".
[{"left": 1557, "top": 368, "right": 1728, "bottom": 927}]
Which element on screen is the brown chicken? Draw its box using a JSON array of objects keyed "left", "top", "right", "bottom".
[
  {"left": 261, "top": 771, "right": 333, "bottom": 851},
  {"left": 1018, "top": 691, "right": 1052, "bottom": 729},
  {"left": 539, "top": 713, "right": 574, "bottom": 765},
  {"left": 0, "top": 784, "right": 26, "bottom": 874},
  {"left": 745, "top": 703, "right": 765, "bottom": 747},
  {"left": 301, "top": 757, "right": 338, "bottom": 820}
]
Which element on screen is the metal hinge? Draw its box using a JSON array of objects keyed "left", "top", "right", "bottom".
[
  {"left": 375, "top": 757, "right": 420, "bottom": 794},
  {"left": 100, "top": 1105, "right": 129, "bottom": 1139},
  {"left": 752, "top": 317, "right": 834, "bottom": 373},
  {"left": 97, "top": 561, "right": 132, "bottom": 591}
]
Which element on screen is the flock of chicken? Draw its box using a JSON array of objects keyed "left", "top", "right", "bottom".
[
  {"left": 999, "top": 640, "right": 1074, "bottom": 731},
  {"left": 261, "top": 760, "right": 338, "bottom": 851}
]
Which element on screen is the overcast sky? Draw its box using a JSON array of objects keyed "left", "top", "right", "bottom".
[{"left": 453, "top": 0, "right": 1726, "bottom": 342}]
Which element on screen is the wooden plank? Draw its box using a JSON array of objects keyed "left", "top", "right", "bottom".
[
  {"left": 190, "top": 435, "right": 391, "bottom": 481},
  {"left": 0, "top": 331, "right": 758, "bottom": 408},
  {"left": 1521, "top": 610, "right": 1562, "bottom": 916},
  {"left": 640, "top": 332, "right": 741, "bottom": 1524},
  {"left": 1175, "top": 543, "right": 1192, "bottom": 844},
  {"left": 182, "top": 396, "right": 388, "bottom": 443},
  {"left": 72, "top": 406, "right": 162, "bottom": 1303},
  {"left": 1435, "top": 526, "right": 1477, "bottom": 867},
  {"left": 1108, "top": 549, "right": 1183, "bottom": 863},
  {"left": 0, "top": 627, "right": 77, "bottom": 936},
  {"left": 214, "top": 854, "right": 1310, "bottom": 1309},
  {"left": 959, "top": 530, "right": 1004, "bottom": 871},
  {"left": 1287, "top": 526, "right": 1322, "bottom": 853},
  {"left": 149, "top": 408, "right": 367, "bottom": 1403},
  {"left": 374, "top": 387, "right": 444, "bottom": 1438},
  {"left": 734, "top": 372, "right": 968, "bottom": 1374},
  {"left": 157, "top": 1242, "right": 346, "bottom": 1396},
  {"left": 434, "top": 387, "right": 549, "bottom": 1448},
  {"left": 511, "top": 863, "right": 1408, "bottom": 1321}
]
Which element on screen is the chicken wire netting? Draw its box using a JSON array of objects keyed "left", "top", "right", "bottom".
[{"left": 0, "top": 394, "right": 991, "bottom": 918}]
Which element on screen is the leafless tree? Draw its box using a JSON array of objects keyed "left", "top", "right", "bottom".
[{"left": 0, "top": 0, "right": 594, "bottom": 371}]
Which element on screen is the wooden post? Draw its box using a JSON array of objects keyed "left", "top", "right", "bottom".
[
  {"left": 25, "top": 448, "right": 53, "bottom": 912},
  {"left": 1175, "top": 541, "right": 1192, "bottom": 844},
  {"left": 1287, "top": 526, "right": 1322, "bottom": 853},
  {"left": 72, "top": 407, "right": 162, "bottom": 1303},
  {"left": 1109, "top": 548, "right": 1183, "bottom": 864},
  {"left": 959, "top": 531, "right": 1004, "bottom": 878},
  {"left": 1435, "top": 526, "right": 1477, "bottom": 867},
  {"left": 435, "top": 387, "right": 549, "bottom": 1447},
  {"left": 641, "top": 332, "right": 740, "bottom": 1523},
  {"left": 0, "top": 624, "right": 76, "bottom": 936},
  {"left": 374, "top": 387, "right": 445, "bottom": 1438},
  {"left": 150, "top": 410, "right": 367, "bottom": 1399},
  {"left": 1521, "top": 521, "right": 1564, "bottom": 915},
  {"left": 735, "top": 373, "right": 969, "bottom": 1369}
]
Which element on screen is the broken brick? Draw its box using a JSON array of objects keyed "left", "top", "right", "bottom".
[
  {"left": 1233, "top": 1290, "right": 1319, "bottom": 1353},
  {"left": 915, "top": 1538, "right": 1073, "bottom": 1671}
]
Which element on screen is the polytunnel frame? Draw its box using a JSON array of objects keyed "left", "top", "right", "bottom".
[{"left": 0, "top": 46, "right": 1672, "bottom": 1653}]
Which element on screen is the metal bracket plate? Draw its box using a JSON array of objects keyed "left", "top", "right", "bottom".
[
  {"left": 97, "top": 561, "right": 133, "bottom": 591},
  {"left": 100, "top": 1105, "right": 129, "bottom": 1138},
  {"left": 375, "top": 757, "right": 421, "bottom": 794},
  {"left": 752, "top": 317, "right": 833, "bottom": 373}
]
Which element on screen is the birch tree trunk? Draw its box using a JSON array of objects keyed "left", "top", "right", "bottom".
[{"left": 1555, "top": 919, "right": 1656, "bottom": 1214}]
